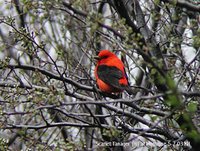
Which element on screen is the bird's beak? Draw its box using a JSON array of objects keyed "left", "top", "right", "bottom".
[{"left": 93, "top": 56, "right": 100, "bottom": 60}]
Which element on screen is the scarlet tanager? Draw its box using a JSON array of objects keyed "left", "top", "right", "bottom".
[{"left": 94, "top": 50, "right": 133, "bottom": 94}]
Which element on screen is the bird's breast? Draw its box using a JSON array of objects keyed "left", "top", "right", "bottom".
[{"left": 97, "top": 79, "right": 121, "bottom": 93}]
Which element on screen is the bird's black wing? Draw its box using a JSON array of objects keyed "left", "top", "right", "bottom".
[{"left": 97, "top": 65, "right": 124, "bottom": 90}]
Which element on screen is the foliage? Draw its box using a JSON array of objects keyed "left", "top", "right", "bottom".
[{"left": 0, "top": 0, "right": 200, "bottom": 150}]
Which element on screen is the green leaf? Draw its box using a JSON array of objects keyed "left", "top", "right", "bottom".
[
  {"left": 171, "top": 0, "right": 177, "bottom": 6},
  {"left": 154, "top": 0, "right": 160, "bottom": 5},
  {"left": 187, "top": 102, "right": 198, "bottom": 113},
  {"left": 187, "top": 130, "right": 200, "bottom": 142},
  {"left": 150, "top": 115, "right": 158, "bottom": 122},
  {"left": 166, "top": 94, "right": 181, "bottom": 107},
  {"left": 193, "top": 35, "right": 200, "bottom": 48}
]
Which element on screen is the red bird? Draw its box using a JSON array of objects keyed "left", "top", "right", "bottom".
[{"left": 94, "top": 50, "right": 133, "bottom": 94}]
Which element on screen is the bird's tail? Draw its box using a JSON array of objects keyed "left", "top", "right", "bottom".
[{"left": 124, "top": 86, "right": 136, "bottom": 95}]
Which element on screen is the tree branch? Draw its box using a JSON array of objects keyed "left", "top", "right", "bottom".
[
  {"left": 3, "top": 122, "right": 110, "bottom": 130},
  {"left": 161, "top": 0, "right": 200, "bottom": 12},
  {"left": 62, "top": 1, "right": 125, "bottom": 39},
  {"left": 0, "top": 64, "right": 94, "bottom": 92}
]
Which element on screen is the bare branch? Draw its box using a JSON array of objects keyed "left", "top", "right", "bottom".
[
  {"left": 161, "top": 0, "right": 200, "bottom": 12},
  {"left": 0, "top": 64, "right": 94, "bottom": 92},
  {"left": 3, "top": 122, "right": 110, "bottom": 130}
]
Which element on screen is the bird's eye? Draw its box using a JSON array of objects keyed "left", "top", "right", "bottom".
[{"left": 102, "top": 55, "right": 108, "bottom": 59}]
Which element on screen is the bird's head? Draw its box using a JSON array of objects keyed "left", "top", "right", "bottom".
[{"left": 94, "top": 50, "right": 116, "bottom": 61}]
